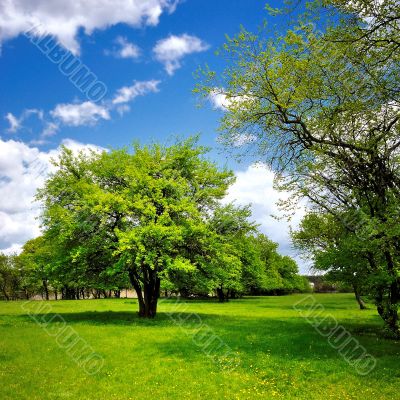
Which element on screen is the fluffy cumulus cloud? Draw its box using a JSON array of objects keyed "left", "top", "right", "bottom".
[
  {"left": 112, "top": 80, "right": 161, "bottom": 104},
  {"left": 50, "top": 101, "right": 110, "bottom": 126},
  {"left": 153, "top": 34, "right": 209, "bottom": 75},
  {"left": 105, "top": 36, "right": 141, "bottom": 59},
  {"left": 223, "top": 164, "right": 309, "bottom": 273},
  {"left": 0, "top": 0, "right": 179, "bottom": 55},
  {"left": 0, "top": 138, "right": 104, "bottom": 254}
]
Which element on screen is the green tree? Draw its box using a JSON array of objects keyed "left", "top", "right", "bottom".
[
  {"left": 38, "top": 138, "right": 234, "bottom": 317},
  {"left": 0, "top": 254, "right": 21, "bottom": 300},
  {"left": 18, "top": 237, "right": 53, "bottom": 300},
  {"left": 292, "top": 212, "right": 368, "bottom": 309},
  {"left": 208, "top": 203, "right": 259, "bottom": 301}
]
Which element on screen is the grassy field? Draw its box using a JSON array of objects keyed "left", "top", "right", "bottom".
[{"left": 0, "top": 294, "right": 399, "bottom": 399}]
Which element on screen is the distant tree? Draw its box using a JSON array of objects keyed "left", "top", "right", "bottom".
[
  {"left": 207, "top": 203, "right": 258, "bottom": 301},
  {"left": 0, "top": 254, "right": 20, "bottom": 300},
  {"left": 17, "top": 237, "right": 54, "bottom": 300},
  {"left": 251, "top": 234, "right": 309, "bottom": 295},
  {"left": 292, "top": 213, "right": 368, "bottom": 309}
]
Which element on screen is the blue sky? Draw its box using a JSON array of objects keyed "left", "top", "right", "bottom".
[
  {"left": 0, "top": 0, "right": 310, "bottom": 272},
  {"left": 0, "top": 0, "right": 294, "bottom": 158}
]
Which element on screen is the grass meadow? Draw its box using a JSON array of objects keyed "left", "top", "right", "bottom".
[{"left": 0, "top": 294, "right": 399, "bottom": 399}]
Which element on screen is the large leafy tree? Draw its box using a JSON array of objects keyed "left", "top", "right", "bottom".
[
  {"left": 197, "top": 0, "right": 400, "bottom": 336},
  {"left": 38, "top": 138, "right": 234, "bottom": 317}
]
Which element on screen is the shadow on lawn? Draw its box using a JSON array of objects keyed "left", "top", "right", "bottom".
[
  {"left": 17, "top": 310, "right": 166, "bottom": 326},
  {"left": 14, "top": 306, "right": 394, "bottom": 356}
]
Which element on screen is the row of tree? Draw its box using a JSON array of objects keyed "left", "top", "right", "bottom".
[
  {"left": 197, "top": 0, "right": 400, "bottom": 337},
  {"left": 0, "top": 138, "right": 309, "bottom": 315}
]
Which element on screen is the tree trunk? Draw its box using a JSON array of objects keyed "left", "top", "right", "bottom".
[
  {"left": 143, "top": 276, "right": 160, "bottom": 318},
  {"left": 381, "top": 251, "right": 400, "bottom": 338},
  {"left": 353, "top": 284, "right": 367, "bottom": 310},
  {"left": 64, "top": 287, "right": 76, "bottom": 300},
  {"left": 367, "top": 250, "right": 400, "bottom": 338},
  {"left": 42, "top": 279, "right": 49, "bottom": 301},
  {"left": 128, "top": 268, "right": 160, "bottom": 318},
  {"left": 1, "top": 286, "right": 10, "bottom": 301},
  {"left": 129, "top": 269, "right": 145, "bottom": 316},
  {"left": 216, "top": 287, "right": 227, "bottom": 303},
  {"left": 376, "top": 288, "right": 400, "bottom": 338}
]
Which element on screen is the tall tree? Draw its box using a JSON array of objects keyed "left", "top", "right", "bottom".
[{"left": 197, "top": 0, "right": 400, "bottom": 336}]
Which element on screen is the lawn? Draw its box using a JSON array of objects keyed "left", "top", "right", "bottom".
[{"left": 0, "top": 294, "right": 398, "bottom": 399}]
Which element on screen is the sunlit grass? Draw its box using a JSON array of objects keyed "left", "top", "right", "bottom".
[{"left": 0, "top": 294, "right": 398, "bottom": 399}]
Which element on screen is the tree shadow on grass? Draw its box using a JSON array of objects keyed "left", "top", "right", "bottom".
[
  {"left": 14, "top": 310, "right": 174, "bottom": 326},
  {"left": 13, "top": 305, "right": 397, "bottom": 359}
]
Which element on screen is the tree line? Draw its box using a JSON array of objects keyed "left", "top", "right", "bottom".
[{"left": 0, "top": 138, "right": 309, "bottom": 315}]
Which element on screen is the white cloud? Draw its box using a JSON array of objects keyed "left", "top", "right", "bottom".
[
  {"left": 5, "top": 113, "right": 21, "bottom": 133},
  {"left": 41, "top": 121, "right": 59, "bottom": 138},
  {"left": 224, "top": 163, "right": 309, "bottom": 273},
  {"left": 112, "top": 80, "right": 160, "bottom": 104},
  {"left": 23, "top": 108, "right": 44, "bottom": 120},
  {"left": 51, "top": 101, "right": 110, "bottom": 126},
  {"left": 60, "top": 138, "right": 105, "bottom": 155},
  {"left": 106, "top": 36, "right": 141, "bottom": 59},
  {"left": 4, "top": 79, "right": 160, "bottom": 142},
  {"left": 209, "top": 88, "right": 253, "bottom": 111},
  {"left": 0, "top": 138, "right": 104, "bottom": 254},
  {"left": 153, "top": 34, "right": 209, "bottom": 75},
  {"left": 209, "top": 91, "right": 228, "bottom": 111},
  {"left": 0, "top": 0, "right": 179, "bottom": 55},
  {"left": 116, "top": 104, "right": 131, "bottom": 116},
  {"left": 4, "top": 109, "right": 45, "bottom": 134},
  {"left": 1, "top": 243, "right": 24, "bottom": 256}
]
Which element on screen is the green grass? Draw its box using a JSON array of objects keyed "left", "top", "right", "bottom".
[{"left": 0, "top": 294, "right": 398, "bottom": 399}]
